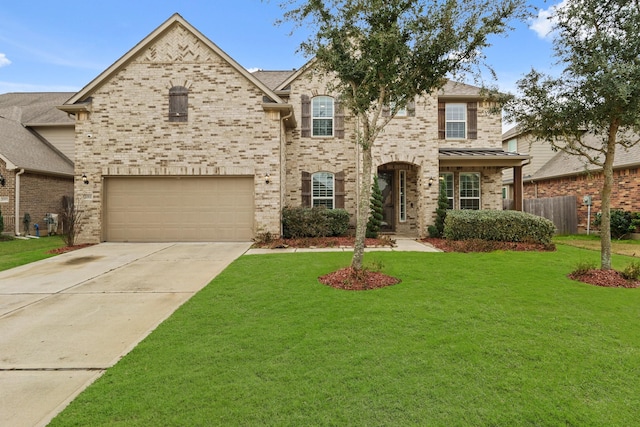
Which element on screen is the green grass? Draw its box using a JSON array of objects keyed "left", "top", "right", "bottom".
[
  {"left": 50, "top": 245, "right": 640, "bottom": 426},
  {"left": 555, "top": 234, "right": 640, "bottom": 257},
  {"left": 0, "top": 235, "right": 65, "bottom": 271}
]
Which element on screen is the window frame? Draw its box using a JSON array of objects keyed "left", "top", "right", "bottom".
[
  {"left": 311, "top": 96, "right": 334, "bottom": 137},
  {"left": 311, "top": 171, "right": 335, "bottom": 209},
  {"left": 445, "top": 103, "right": 467, "bottom": 139},
  {"left": 459, "top": 172, "right": 481, "bottom": 210},
  {"left": 399, "top": 170, "right": 407, "bottom": 222},
  {"left": 507, "top": 139, "right": 517, "bottom": 153},
  {"left": 439, "top": 172, "right": 455, "bottom": 210}
]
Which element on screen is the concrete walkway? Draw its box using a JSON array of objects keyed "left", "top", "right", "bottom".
[
  {"left": 0, "top": 242, "right": 251, "bottom": 427},
  {"left": 245, "top": 236, "right": 440, "bottom": 254}
]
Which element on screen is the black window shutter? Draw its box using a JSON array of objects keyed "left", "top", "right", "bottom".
[
  {"left": 438, "top": 102, "right": 445, "bottom": 139},
  {"left": 467, "top": 102, "right": 478, "bottom": 139},
  {"left": 335, "top": 171, "right": 345, "bottom": 209},
  {"left": 335, "top": 100, "right": 345, "bottom": 139},
  {"left": 301, "top": 95, "right": 311, "bottom": 137},
  {"left": 301, "top": 171, "right": 311, "bottom": 207}
]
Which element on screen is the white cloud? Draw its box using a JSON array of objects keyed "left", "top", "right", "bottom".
[
  {"left": 529, "top": 0, "right": 569, "bottom": 39},
  {"left": 0, "top": 53, "right": 11, "bottom": 68}
]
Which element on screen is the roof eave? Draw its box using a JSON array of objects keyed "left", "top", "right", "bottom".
[{"left": 262, "top": 103, "right": 297, "bottom": 129}]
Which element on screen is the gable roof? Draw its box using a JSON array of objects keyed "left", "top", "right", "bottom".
[
  {"left": 62, "top": 13, "right": 286, "bottom": 107},
  {"left": 252, "top": 70, "right": 297, "bottom": 91},
  {"left": 0, "top": 92, "right": 74, "bottom": 126},
  {"left": 529, "top": 139, "right": 640, "bottom": 181},
  {"left": 0, "top": 116, "right": 74, "bottom": 175}
]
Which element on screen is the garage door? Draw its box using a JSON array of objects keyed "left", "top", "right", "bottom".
[{"left": 104, "top": 176, "right": 254, "bottom": 242}]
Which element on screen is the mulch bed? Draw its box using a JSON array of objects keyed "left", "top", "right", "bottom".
[
  {"left": 253, "top": 236, "right": 395, "bottom": 249},
  {"left": 421, "top": 237, "right": 555, "bottom": 253},
  {"left": 568, "top": 269, "right": 640, "bottom": 288},
  {"left": 319, "top": 267, "right": 402, "bottom": 291},
  {"left": 47, "top": 243, "right": 95, "bottom": 254}
]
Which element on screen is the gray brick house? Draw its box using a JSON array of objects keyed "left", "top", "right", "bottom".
[{"left": 59, "top": 13, "right": 528, "bottom": 243}]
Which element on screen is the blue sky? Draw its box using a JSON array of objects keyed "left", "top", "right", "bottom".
[{"left": 0, "top": 0, "right": 560, "bottom": 97}]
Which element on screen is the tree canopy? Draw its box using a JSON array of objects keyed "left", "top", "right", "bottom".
[{"left": 504, "top": 0, "right": 640, "bottom": 270}]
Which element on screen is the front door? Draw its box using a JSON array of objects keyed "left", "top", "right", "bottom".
[{"left": 378, "top": 171, "right": 394, "bottom": 232}]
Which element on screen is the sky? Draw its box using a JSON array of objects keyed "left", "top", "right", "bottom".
[{"left": 0, "top": 0, "right": 561, "bottom": 102}]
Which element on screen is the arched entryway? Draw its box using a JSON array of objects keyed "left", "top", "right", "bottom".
[{"left": 377, "top": 162, "right": 419, "bottom": 235}]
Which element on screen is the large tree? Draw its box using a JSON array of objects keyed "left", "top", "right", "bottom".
[
  {"left": 504, "top": 0, "right": 640, "bottom": 270},
  {"left": 281, "top": 0, "right": 527, "bottom": 269}
]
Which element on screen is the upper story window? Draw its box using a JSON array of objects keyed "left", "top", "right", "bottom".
[
  {"left": 312, "top": 96, "right": 334, "bottom": 137},
  {"left": 445, "top": 103, "right": 466, "bottom": 139},
  {"left": 507, "top": 139, "right": 517, "bottom": 152},
  {"left": 169, "top": 86, "right": 188, "bottom": 122},
  {"left": 312, "top": 172, "right": 334, "bottom": 209},
  {"left": 438, "top": 101, "right": 478, "bottom": 140}
]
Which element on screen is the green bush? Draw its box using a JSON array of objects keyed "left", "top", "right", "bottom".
[
  {"left": 622, "top": 261, "right": 640, "bottom": 281},
  {"left": 428, "top": 180, "right": 449, "bottom": 238},
  {"left": 282, "top": 206, "right": 350, "bottom": 238},
  {"left": 325, "top": 209, "right": 350, "bottom": 236},
  {"left": 0, "top": 207, "right": 4, "bottom": 234},
  {"left": 443, "top": 210, "right": 556, "bottom": 246},
  {"left": 593, "top": 209, "right": 640, "bottom": 240}
]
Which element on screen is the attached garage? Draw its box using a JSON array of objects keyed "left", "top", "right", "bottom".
[{"left": 103, "top": 176, "right": 254, "bottom": 242}]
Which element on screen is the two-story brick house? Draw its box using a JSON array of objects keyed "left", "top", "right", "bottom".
[{"left": 59, "top": 13, "right": 528, "bottom": 244}]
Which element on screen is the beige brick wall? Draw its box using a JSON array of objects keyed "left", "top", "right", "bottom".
[
  {"left": 74, "top": 23, "right": 282, "bottom": 243},
  {"left": 285, "top": 70, "right": 503, "bottom": 237}
]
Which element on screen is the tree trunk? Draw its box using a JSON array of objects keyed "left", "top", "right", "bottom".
[
  {"left": 351, "top": 144, "right": 373, "bottom": 270},
  {"left": 600, "top": 124, "right": 618, "bottom": 270}
]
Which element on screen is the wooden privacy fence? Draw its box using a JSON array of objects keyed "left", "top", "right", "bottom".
[{"left": 504, "top": 196, "right": 578, "bottom": 235}]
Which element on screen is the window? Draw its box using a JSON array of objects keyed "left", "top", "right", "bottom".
[
  {"left": 439, "top": 173, "right": 454, "bottom": 209},
  {"left": 169, "top": 86, "right": 188, "bottom": 122},
  {"left": 312, "top": 172, "right": 334, "bottom": 209},
  {"left": 459, "top": 173, "right": 480, "bottom": 210},
  {"left": 312, "top": 96, "right": 334, "bottom": 137},
  {"left": 399, "top": 170, "right": 407, "bottom": 222},
  {"left": 445, "top": 103, "right": 466, "bottom": 139},
  {"left": 507, "top": 139, "right": 517, "bottom": 152}
]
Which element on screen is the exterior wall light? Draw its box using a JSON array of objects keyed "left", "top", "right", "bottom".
[
  {"left": 428, "top": 177, "right": 434, "bottom": 187},
  {"left": 0, "top": 173, "right": 5, "bottom": 187},
  {"left": 265, "top": 173, "right": 271, "bottom": 184},
  {"left": 82, "top": 173, "right": 89, "bottom": 185}
]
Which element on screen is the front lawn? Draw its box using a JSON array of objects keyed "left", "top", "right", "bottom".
[
  {"left": 51, "top": 245, "right": 640, "bottom": 426},
  {"left": 0, "top": 235, "right": 65, "bottom": 271}
]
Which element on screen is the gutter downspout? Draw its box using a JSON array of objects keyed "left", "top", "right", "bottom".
[
  {"left": 15, "top": 168, "right": 25, "bottom": 236},
  {"left": 280, "top": 109, "right": 293, "bottom": 238}
]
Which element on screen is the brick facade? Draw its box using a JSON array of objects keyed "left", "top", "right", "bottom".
[
  {"left": 523, "top": 167, "right": 640, "bottom": 231},
  {"left": 64, "top": 15, "right": 511, "bottom": 244},
  {"left": 0, "top": 160, "right": 73, "bottom": 235}
]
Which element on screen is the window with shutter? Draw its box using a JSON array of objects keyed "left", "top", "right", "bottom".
[
  {"left": 438, "top": 101, "right": 478, "bottom": 139},
  {"left": 169, "top": 86, "right": 188, "bottom": 122},
  {"left": 311, "top": 96, "right": 334, "bottom": 137}
]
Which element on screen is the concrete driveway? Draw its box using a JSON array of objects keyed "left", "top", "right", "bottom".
[{"left": 0, "top": 241, "right": 251, "bottom": 427}]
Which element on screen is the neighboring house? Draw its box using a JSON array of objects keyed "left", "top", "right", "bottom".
[
  {"left": 502, "top": 127, "right": 640, "bottom": 232},
  {"left": 59, "top": 13, "right": 529, "bottom": 244},
  {"left": 0, "top": 93, "right": 75, "bottom": 235}
]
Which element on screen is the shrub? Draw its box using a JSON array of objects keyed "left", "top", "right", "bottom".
[
  {"left": 282, "top": 206, "right": 350, "bottom": 238},
  {"left": 325, "top": 209, "right": 350, "bottom": 236},
  {"left": 572, "top": 260, "right": 598, "bottom": 276},
  {"left": 593, "top": 209, "right": 640, "bottom": 240},
  {"left": 622, "top": 261, "right": 640, "bottom": 281},
  {"left": 428, "top": 179, "right": 449, "bottom": 238},
  {"left": 443, "top": 210, "right": 556, "bottom": 246},
  {"left": 0, "top": 207, "right": 4, "bottom": 234}
]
